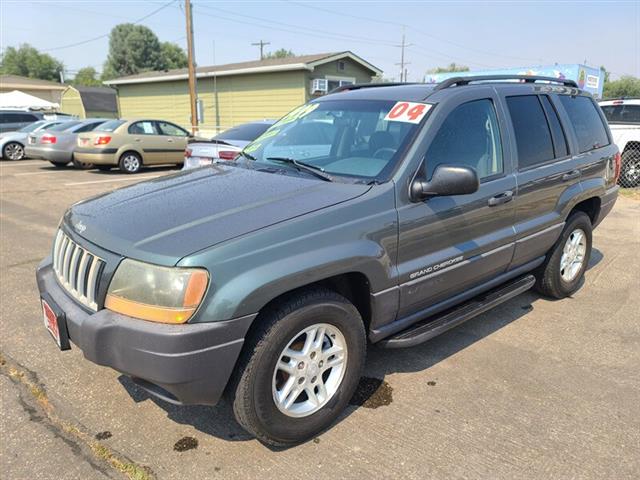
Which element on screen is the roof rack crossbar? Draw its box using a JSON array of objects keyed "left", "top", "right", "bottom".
[
  {"left": 434, "top": 75, "right": 578, "bottom": 91},
  {"left": 329, "top": 82, "right": 418, "bottom": 94}
]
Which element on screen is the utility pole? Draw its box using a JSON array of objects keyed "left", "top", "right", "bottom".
[
  {"left": 251, "top": 40, "right": 270, "bottom": 60},
  {"left": 185, "top": 0, "right": 198, "bottom": 134},
  {"left": 395, "top": 28, "right": 412, "bottom": 82}
]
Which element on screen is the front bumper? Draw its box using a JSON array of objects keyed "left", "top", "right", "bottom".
[
  {"left": 36, "top": 258, "right": 255, "bottom": 405},
  {"left": 25, "top": 145, "right": 72, "bottom": 163}
]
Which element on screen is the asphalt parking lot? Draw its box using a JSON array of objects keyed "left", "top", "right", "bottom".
[{"left": 1, "top": 160, "right": 639, "bottom": 480}]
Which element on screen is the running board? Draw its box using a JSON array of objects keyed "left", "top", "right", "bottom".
[{"left": 379, "top": 275, "right": 536, "bottom": 349}]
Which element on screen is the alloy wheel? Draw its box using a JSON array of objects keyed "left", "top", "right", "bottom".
[{"left": 560, "top": 228, "right": 587, "bottom": 282}]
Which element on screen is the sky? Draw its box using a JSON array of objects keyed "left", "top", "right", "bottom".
[{"left": 1, "top": 0, "right": 638, "bottom": 82}]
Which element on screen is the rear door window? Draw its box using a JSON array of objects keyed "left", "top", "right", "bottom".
[
  {"left": 558, "top": 95, "right": 610, "bottom": 153},
  {"left": 540, "top": 95, "right": 569, "bottom": 158},
  {"left": 129, "top": 121, "right": 158, "bottom": 135},
  {"left": 506, "top": 95, "right": 555, "bottom": 169},
  {"left": 75, "top": 121, "right": 106, "bottom": 133}
]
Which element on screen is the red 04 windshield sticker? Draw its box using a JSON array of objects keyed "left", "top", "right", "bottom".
[{"left": 384, "top": 101, "right": 432, "bottom": 124}]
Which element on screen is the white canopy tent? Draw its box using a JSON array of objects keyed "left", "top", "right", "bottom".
[{"left": 0, "top": 90, "right": 60, "bottom": 110}]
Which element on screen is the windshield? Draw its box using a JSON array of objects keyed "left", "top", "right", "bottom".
[
  {"left": 19, "top": 120, "right": 48, "bottom": 133},
  {"left": 216, "top": 123, "right": 273, "bottom": 141},
  {"left": 47, "top": 121, "right": 81, "bottom": 132},
  {"left": 601, "top": 104, "right": 640, "bottom": 125},
  {"left": 243, "top": 100, "right": 429, "bottom": 181},
  {"left": 95, "top": 119, "right": 126, "bottom": 132}
]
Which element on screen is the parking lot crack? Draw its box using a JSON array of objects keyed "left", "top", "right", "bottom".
[{"left": 0, "top": 352, "right": 155, "bottom": 480}]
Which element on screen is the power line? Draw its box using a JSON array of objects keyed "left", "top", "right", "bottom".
[{"left": 42, "top": 0, "right": 177, "bottom": 52}]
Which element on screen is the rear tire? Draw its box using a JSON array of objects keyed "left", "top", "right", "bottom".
[
  {"left": 535, "top": 212, "right": 592, "bottom": 299},
  {"left": 49, "top": 161, "right": 68, "bottom": 168},
  {"left": 3, "top": 142, "right": 25, "bottom": 161},
  {"left": 230, "top": 288, "right": 366, "bottom": 447},
  {"left": 118, "top": 152, "right": 142, "bottom": 174}
]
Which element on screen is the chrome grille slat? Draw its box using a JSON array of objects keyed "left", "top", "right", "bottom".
[{"left": 51, "top": 229, "right": 104, "bottom": 311}]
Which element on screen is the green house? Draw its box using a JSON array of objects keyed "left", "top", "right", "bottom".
[
  {"left": 60, "top": 85, "right": 119, "bottom": 119},
  {"left": 104, "top": 52, "right": 382, "bottom": 134}
]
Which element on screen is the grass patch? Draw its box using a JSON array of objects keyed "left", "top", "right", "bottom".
[{"left": 620, "top": 188, "right": 640, "bottom": 200}]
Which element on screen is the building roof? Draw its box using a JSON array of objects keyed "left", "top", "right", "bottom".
[
  {"left": 71, "top": 86, "right": 118, "bottom": 113},
  {"left": 0, "top": 74, "right": 67, "bottom": 91},
  {"left": 104, "top": 51, "right": 382, "bottom": 86}
]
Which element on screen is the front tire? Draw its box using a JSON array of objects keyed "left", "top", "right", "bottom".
[
  {"left": 118, "top": 152, "right": 142, "bottom": 173},
  {"left": 230, "top": 289, "right": 366, "bottom": 446},
  {"left": 535, "top": 212, "right": 592, "bottom": 299},
  {"left": 3, "top": 142, "right": 25, "bottom": 161}
]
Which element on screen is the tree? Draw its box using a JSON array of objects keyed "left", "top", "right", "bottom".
[
  {"left": 427, "top": 63, "right": 470, "bottom": 74},
  {"left": 0, "top": 44, "right": 63, "bottom": 82},
  {"left": 160, "top": 42, "right": 188, "bottom": 70},
  {"left": 102, "top": 24, "right": 186, "bottom": 79},
  {"left": 264, "top": 49, "right": 295, "bottom": 59},
  {"left": 73, "top": 67, "right": 101, "bottom": 86},
  {"left": 603, "top": 76, "right": 640, "bottom": 98}
]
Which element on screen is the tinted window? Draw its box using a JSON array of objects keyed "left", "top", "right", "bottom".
[
  {"left": 216, "top": 123, "right": 272, "bottom": 141},
  {"left": 95, "top": 119, "right": 125, "bottom": 132},
  {"left": 507, "top": 95, "right": 554, "bottom": 169},
  {"left": 47, "top": 121, "right": 81, "bottom": 132},
  {"left": 19, "top": 120, "right": 48, "bottom": 132},
  {"left": 600, "top": 104, "right": 640, "bottom": 125},
  {"left": 0, "top": 112, "right": 33, "bottom": 123},
  {"left": 157, "top": 121, "right": 188, "bottom": 136},
  {"left": 558, "top": 95, "right": 609, "bottom": 153},
  {"left": 426, "top": 99, "right": 503, "bottom": 180},
  {"left": 540, "top": 96, "right": 568, "bottom": 157},
  {"left": 128, "top": 121, "right": 157, "bottom": 135}
]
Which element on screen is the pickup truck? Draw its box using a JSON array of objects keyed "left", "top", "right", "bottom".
[{"left": 599, "top": 98, "right": 640, "bottom": 187}]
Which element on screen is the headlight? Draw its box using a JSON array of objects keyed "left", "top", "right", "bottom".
[{"left": 105, "top": 259, "right": 209, "bottom": 324}]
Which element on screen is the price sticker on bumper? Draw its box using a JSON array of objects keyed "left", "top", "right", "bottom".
[{"left": 384, "top": 101, "right": 432, "bottom": 124}]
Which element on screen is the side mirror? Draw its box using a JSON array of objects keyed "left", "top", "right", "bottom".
[{"left": 411, "top": 164, "right": 479, "bottom": 201}]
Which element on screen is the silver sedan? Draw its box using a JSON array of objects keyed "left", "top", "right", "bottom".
[
  {"left": 25, "top": 118, "right": 109, "bottom": 168},
  {"left": 0, "top": 120, "right": 70, "bottom": 161}
]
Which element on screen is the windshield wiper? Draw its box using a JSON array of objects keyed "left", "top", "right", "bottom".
[
  {"left": 238, "top": 150, "right": 256, "bottom": 161},
  {"left": 266, "top": 157, "right": 333, "bottom": 182}
]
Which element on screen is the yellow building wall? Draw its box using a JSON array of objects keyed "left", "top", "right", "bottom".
[
  {"left": 60, "top": 88, "right": 86, "bottom": 117},
  {"left": 116, "top": 71, "right": 307, "bottom": 134}
]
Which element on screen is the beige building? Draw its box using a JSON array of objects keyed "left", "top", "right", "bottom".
[
  {"left": 104, "top": 52, "right": 382, "bottom": 133},
  {"left": 0, "top": 75, "right": 67, "bottom": 104}
]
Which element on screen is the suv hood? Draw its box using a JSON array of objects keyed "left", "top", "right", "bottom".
[{"left": 65, "top": 165, "right": 370, "bottom": 264}]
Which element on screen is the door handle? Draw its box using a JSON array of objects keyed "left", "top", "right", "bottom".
[
  {"left": 134, "top": 138, "right": 142, "bottom": 142},
  {"left": 167, "top": 138, "right": 174, "bottom": 143},
  {"left": 488, "top": 190, "right": 513, "bottom": 207},
  {"left": 562, "top": 170, "right": 580, "bottom": 182}
]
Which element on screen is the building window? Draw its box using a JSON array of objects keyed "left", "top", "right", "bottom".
[{"left": 338, "top": 61, "right": 346, "bottom": 71}]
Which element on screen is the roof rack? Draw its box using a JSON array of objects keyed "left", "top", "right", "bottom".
[
  {"left": 329, "top": 82, "right": 419, "bottom": 94},
  {"left": 434, "top": 75, "right": 579, "bottom": 91}
]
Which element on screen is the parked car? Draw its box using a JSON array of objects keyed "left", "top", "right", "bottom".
[
  {"left": 599, "top": 98, "right": 640, "bottom": 187},
  {"left": 0, "top": 110, "right": 46, "bottom": 133},
  {"left": 0, "top": 119, "right": 70, "bottom": 160},
  {"left": 25, "top": 119, "right": 110, "bottom": 168},
  {"left": 183, "top": 120, "right": 275, "bottom": 170},
  {"left": 37, "top": 76, "right": 619, "bottom": 446},
  {"left": 74, "top": 119, "right": 192, "bottom": 173}
]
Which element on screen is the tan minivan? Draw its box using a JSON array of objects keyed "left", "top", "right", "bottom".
[{"left": 75, "top": 119, "right": 192, "bottom": 173}]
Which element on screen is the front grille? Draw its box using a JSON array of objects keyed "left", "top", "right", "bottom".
[{"left": 52, "top": 229, "right": 104, "bottom": 311}]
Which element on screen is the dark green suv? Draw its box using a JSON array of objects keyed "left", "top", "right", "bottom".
[{"left": 37, "top": 76, "right": 620, "bottom": 446}]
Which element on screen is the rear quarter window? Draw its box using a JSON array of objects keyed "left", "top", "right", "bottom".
[{"left": 559, "top": 96, "right": 610, "bottom": 153}]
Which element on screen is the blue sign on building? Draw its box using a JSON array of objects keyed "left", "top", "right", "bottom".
[{"left": 426, "top": 64, "right": 605, "bottom": 98}]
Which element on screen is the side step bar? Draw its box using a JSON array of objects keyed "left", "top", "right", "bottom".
[{"left": 379, "top": 275, "right": 536, "bottom": 349}]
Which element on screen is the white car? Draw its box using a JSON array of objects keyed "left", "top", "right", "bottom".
[
  {"left": 183, "top": 120, "right": 275, "bottom": 170},
  {"left": 599, "top": 98, "right": 640, "bottom": 187}
]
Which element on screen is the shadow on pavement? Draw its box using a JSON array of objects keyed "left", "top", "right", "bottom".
[{"left": 117, "top": 249, "right": 605, "bottom": 448}]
